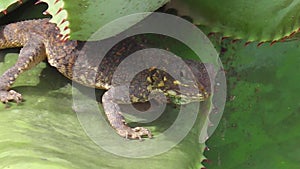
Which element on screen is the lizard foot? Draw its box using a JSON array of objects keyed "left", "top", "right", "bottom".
[
  {"left": 117, "top": 127, "right": 153, "bottom": 141},
  {"left": 0, "top": 90, "right": 22, "bottom": 104}
]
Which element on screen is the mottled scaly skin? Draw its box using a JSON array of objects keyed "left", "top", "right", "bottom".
[{"left": 0, "top": 19, "right": 211, "bottom": 140}]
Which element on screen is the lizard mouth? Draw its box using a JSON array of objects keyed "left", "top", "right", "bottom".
[{"left": 168, "top": 92, "right": 206, "bottom": 105}]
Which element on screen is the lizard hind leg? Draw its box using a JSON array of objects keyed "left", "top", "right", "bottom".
[{"left": 0, "top": 40, "right": 46, "bottom": 104}]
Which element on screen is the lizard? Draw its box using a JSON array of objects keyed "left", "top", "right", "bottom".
[{"left": 0, "top": 18, "right": 212, "bottom": 140}]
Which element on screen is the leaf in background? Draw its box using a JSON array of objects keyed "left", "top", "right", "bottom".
[
  {"left": 0, "top": 0, "right": 49, "bottom": 25},
  {"left": 204, "top": 39, "right": 300, "bottom": 169},
  {"left": 0, "top": 0, "right": 28, "bottom": 15},
  {"left": 40, "top": 0, "right": 170, "bottom": 40},
  {"left": 166, "top": 0, "right": 300, "bottom": 43}
]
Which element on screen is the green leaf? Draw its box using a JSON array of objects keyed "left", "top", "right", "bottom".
[
  {"left": 0, "top": 49, "right": 207, "bottom": 168},
  {"left": 0, "top": 0, "right": 28, "bottom": 15},
  {"left": 40, "top": 0, "right": 170, "bottom": 40},
  {"left": 0, "top": 1, "right": 49, "bottom": 31},
  {"left": 167, "top": 0, "right": 300, "bottom": 42},
  {"left": 204, "top": 40, "right": 300, "bottom": 168}
]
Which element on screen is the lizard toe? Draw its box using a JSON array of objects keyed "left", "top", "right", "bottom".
[
  {"left": 118, "top": 127, "right": 153, "bottom": 141},
  {"left": 0, "top": 90, "right": 22, "bottom": 104}
]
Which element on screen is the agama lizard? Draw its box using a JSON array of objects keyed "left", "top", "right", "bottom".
[{"left": 0, "top": 19, "right": 212, "bottom": 140}]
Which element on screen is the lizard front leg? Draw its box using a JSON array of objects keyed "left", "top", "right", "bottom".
[
  {"left": 0, "top": 40, "right": 46, "bottom": 103},
  {"left": 102, "top": 86, "right": 153, "bottom": 140}
]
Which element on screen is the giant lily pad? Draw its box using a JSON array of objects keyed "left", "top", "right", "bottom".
[
  {"left": 0, "top": 0, "right": 27, "bottom": 15},
  {"left": 167, "top": 0, "right": 300, "bottom": 43},
  {"left": 40, "top": 0, "right": 170, "bottom": 40},
  {"left": 204, "top": 39, "right": 300, "bottom": 168}
]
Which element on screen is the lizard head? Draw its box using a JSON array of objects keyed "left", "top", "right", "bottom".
[{"left": 163, "top": 60, "right": 214, "bottom": 105}]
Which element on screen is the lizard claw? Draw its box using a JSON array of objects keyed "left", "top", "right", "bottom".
[
  {"left": 0, "top": 90, "right": 23, "bottom": 104},
  {"left": 117, "top": 127, "right": 153, "bottom": 141}
]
